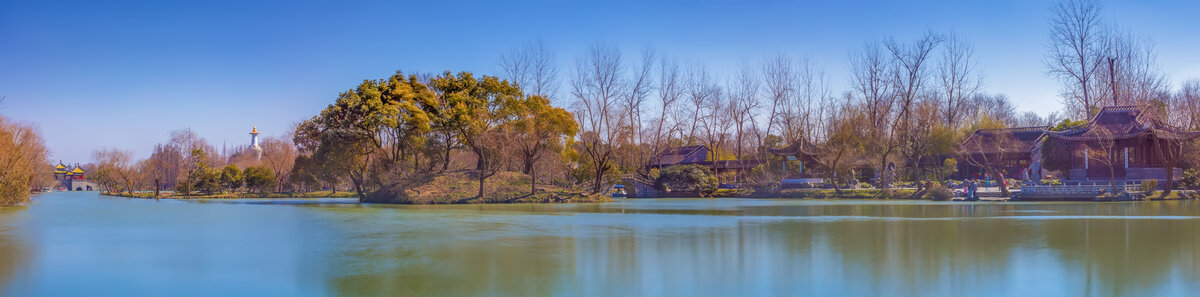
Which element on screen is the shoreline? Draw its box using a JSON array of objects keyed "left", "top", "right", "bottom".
[{"left": 101, "top": 191, "right": 359, "bottom": 200}]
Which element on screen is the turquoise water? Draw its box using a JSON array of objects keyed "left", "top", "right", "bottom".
[{"left": 2, "top": 191, "right": 1199, "bottom": 296}]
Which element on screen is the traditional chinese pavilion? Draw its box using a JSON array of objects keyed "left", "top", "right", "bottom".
[
  {"left": 53, "top": 161, "right": 93, "bottom": 191},
  {"left": 1041, "top": 105, "right": 1200, "bottom": 183},
  {"left": 648, "top": 145, "right": 764, "bottom": 178}
]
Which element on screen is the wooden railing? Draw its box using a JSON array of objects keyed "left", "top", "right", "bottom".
[{"left": 1020, "top": 182, "right": 1142, "bottom": 195}]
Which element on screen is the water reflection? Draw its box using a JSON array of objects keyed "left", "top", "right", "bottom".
[
  {"left": 316, "top": 200, "right": 1200, "bottom": 297},
  {"left": 0, "top": 206, "right": 30, "bottom": 293},
  {"left": 4, "top": 193, "right": 1200, "bottom": 296}
]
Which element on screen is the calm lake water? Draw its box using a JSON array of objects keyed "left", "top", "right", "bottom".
[{"left": 2, "top": 191, "right": 1199, "bottom": 296}]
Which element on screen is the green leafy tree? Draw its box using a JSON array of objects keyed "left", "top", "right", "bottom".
[
  {"left": 504, "top": 94, "right": 578, "bottom": 195},
  {"left": 430, "top": 71, "right": 522, "bottom": 198},
  {"left": 243, "top": 166, "right": 276, "bottom": 194},
  {"left": 655, "top": 165, "right": 719, "bottom": 196},
  {"left": 219, "top": 165, "right": 243, "bottom": 192},
  {"left": 193, "top": 168, "right": 221, "bottom": 195},
  {"left": 1051, "top": 118, "right": 1088, "bottom": 131},
  {"left": 289, "top": 155, "right": 321, "bottom": 192},
  {"left": 299, "top": 71, "right": 436, "bottom": 199}
]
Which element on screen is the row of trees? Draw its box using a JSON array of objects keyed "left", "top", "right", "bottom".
[
  {"left": 0, "top": 112, "right": 51, "bottom": 207},
  {"left": 550, "top": 33, "right": 1071, "bottom": 192},
  {"left": 88, "top": 128, "right": 295, "bottom": 197},
  {"left": 547, "top": 0, "right": 1200, "bottom": 193}
]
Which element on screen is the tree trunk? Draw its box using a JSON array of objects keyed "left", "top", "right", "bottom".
[
  {"left": 1163, "top": 164, "right": 1175, "bottom": 196},
  {"left": 348, "top": 166, "right": 366, "bottom": 202},
  {"left": 1110, "top": 166, "right": 1118, "bottom": 194},
  {"left": 913, "top": 156, "right": 925, "bottom": 192},
  {"left": 989, "top": 168, "right": 1010, "bottom": 197},
  {"left": 442, "top": 133, "right": 453, "bottom": 171},
  {"left": 477, "top": 170, "right": 486, "bottom": 199},
  {"left": 592, "top": 164, "right": 605, "bottom": 194},
  {"left": 831, "top": 171, "right": 842, "bottom": 195},
  {"left": 530, "top": 169, "right": 537, "bottom": 196}
]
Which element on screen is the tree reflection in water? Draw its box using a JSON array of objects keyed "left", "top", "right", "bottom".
[
  {"left": 327, "top": 200, "right": 1200, "bottom": 297},
  {"left": 0, "top": 206, "right": 30, "bottom": 293}
]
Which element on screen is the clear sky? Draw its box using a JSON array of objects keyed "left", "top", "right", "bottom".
[{"left": 2, "top": 0, "right": 1198, "bottom": 162}]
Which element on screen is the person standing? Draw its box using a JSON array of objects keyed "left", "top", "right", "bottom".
[{"left": 967, "top": 180, "right": 979, "bottom": 201}]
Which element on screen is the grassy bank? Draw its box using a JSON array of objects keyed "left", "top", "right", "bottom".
[
  {"left": 364, "top": 170, "right": 611, "bottom": 204},
  {"left": 1145, "top": 190, "right": 1200, "bottom": 201},
  {"left": 103, "top": 190, "right": 359, "bottom": 199}
]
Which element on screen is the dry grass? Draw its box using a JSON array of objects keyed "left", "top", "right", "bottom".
[{"left": 364, "top": 170, "right": 610, "bottom": 204}]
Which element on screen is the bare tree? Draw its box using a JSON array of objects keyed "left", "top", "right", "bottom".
[
  {"left": 682, "top": 63, "right": 720, "bottom": 144},
  {"left": 1150, "top": 131, "right": 1196, "bottom": 196},
  {"left": 886, "top": 32, "right": 942, "bottom": 126},
  {"left": 761, "top": 53, "right": 795, "bottom": 145},
  {"left": 92, "top": 148, "right": 137, "bottom": 196},
  {"left": 616, "top": 47, "right": 656, "bottom": 171},
  {"left": 850, "top": 41, "right": 897, "bottom": 180},
  {"left": 794, "top": 57, "right": 828, "bottom": 143},
  {"left": 259, "top": 136, "right": 297, "bottom": 192},
  {"left": 972, "top": 93, "right": 1018, "bottom": 126},
  {"left": 641, "top": 56, "right": 684, "bottom": 176},
  {"left": 960, "top": 130, "right": 1020, "bottom": 197},
  {"left": 728, "top": 62, "right": 760, "bottom": 160},
  {"left": 1046, "top": 0, "right": 1107, "bottom": 118},
  {"left": 499, "top": 39, "right": 560, "bottom": 99},
  {"left": 1169, "top": 79, "right": 1200, "bottom": 130},
  {"left": 899, "top": 100, "right": 947, "bottom": 191},
  {"left": 819, "top": 98, "right": 867, "bottom": 194},
  {"left": 1014, "top": 111, "right": 1048, "bottom": 127},
  {"left": 1083, "top": 126, "right": 1121, "bottom": 193},
  {"left": 146, "top": 143, "right": 183, "bottom": 197},
  {"left": 570, "top": 42, "right": 627, "bottom": 193},
  {"left": 1097, "top": 29, "right": 1169, "bottom": 106},
  {"left": 937, "top": 32, "right": 982, "bottom": 128},
  {"left": 697, "top": 86, "right": 729, "bottom": 164}
]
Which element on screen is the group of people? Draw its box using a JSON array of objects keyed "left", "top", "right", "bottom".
[{"left": 961, "top": 180, "right": 981, "bottom": 201}]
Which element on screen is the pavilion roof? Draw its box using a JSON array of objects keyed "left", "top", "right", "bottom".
[
  {"left": 649, "top": 145, "right": 708, "bottom": 167},
  {"left": 960, "top": 126, "right": 1050, "bottom": 154},
  {"left": 1044, "top": 105, "right": 1200, "bottom": 142}
]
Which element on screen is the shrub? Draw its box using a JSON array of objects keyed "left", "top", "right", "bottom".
[
  {"left": 193, "top": 169, "right": 221, "bottom": 195},
  {"left": 655, "top": 164, "right": 718, "bottom": 195},
  {"left": 924, "top": 184, "right": 954, "bottom": 201},
  {"left": 1181, "top": 169, "right": 1199, "bottom": 189},
  {"left": 1006, "top": 178, "right": 1023, "bottom": 189},
  {"left": 1141, "top": 179, "right": 1159, "bottom": 194},
  {"left": 219, "top": 165, "right": 243, "bottom": 192},
  {"left": 243, "top": 166, "right": 277, "bottom": 193},
  {"left": 1041, "top": 179, "right": 1062, "bottom": 186}
]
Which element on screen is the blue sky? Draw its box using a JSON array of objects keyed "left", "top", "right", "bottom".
[{"left": 2, "top": 0, "right": 1198, "bottom": 162}]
